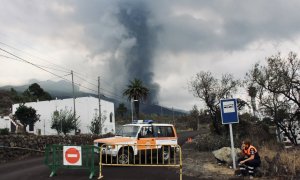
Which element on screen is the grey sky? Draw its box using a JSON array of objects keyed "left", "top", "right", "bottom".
[{"left": 1, "top": 0, "right": 300, "bottom": 110}]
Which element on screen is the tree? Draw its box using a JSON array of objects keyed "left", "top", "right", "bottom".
[
  {"left": 51, "top": 108, "right": 79, "bottom": 135},
  {"left": 89, "top": 113, "right": 107, "bottom": 135},
  {"left": 189, "top": 71, "right": 239, "bottom": 134},
  {"left": 123, "top": 78, "right": 149, "bottom": 119},
  {"left": 247, "top": 86, "right": 258, "bottom": 118},
  {"left": 190, "top": 105, "right": 200, "bottom": 130},
  {"left": 246, "top": 52, "right": 300, "bottom": 145},
  {"left": 22, "top": 83, "right": 52, "bottom": 102},
  {"left": 116, "top": 103, "right": 128, "bottom": 118},
  {"left": 14, "top": 104, "right": 40, "bottom": 132}
]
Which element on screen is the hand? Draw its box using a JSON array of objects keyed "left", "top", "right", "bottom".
[{"left": 240, "top": 160, "right": 245, "bottom": 164}]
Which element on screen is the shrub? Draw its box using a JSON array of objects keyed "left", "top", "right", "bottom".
[
  {"left": 260, "top": 145, "right": 300, "bottom": 177},
  {"left": 196, "top": 133, "right": 231, "bottom": 151},
  {"left": 0, "top": 128, "right": 9, "bottom": 135}
]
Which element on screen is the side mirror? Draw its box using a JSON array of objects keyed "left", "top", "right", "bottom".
[{"left": 138, "top": 132, "right": 142, "bottom": 139}]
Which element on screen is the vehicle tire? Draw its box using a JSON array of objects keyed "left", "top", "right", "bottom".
[{"left": 117, "top": 148, "right": 133, "bottom": 164}]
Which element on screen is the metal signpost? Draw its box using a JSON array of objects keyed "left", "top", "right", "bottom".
[{"left": 220, "top": 98, "right": 239, "bottom": 169}]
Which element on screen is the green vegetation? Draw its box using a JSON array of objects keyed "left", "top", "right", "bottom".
[
  {"left": 0, "top": 83, "right": 52, "bottom": 116},
  {"left": 0, "top": 128, "right": 9, "bottom": 135},
  {"left": 22, "top": 83, "right": 52, "bottom": 102},
  {"left": 123, "top": 78, "right": 149, "bottom": 119},
  {"left": 51, "top": 108, "right": 79, "bottom": 135},
  {"left": 116, "top": 103, "right": 128, "bottom": 118},
  {"left": 189, "top": 71, "right": 239, "bottom": 134},
  {"left": 89, "top": 114, "right": 107, "bottom": 135},
  {"left": 14, "top": 104, "right": 40, "bottom": 132},
  {"left": 246, "top": 52, "right": 300, "bottom": 145}
]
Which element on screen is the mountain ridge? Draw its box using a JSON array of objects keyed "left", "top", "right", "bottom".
[{"left": 0, "top": 79, "right": 187, "bottom": 116}]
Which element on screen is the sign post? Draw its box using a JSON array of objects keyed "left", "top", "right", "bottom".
[
  {"left": 63, "top": 146, "right": 82, "bottom": 166},
  {"left": 220, "top": 98, "right": 239, "bottom": 169}
]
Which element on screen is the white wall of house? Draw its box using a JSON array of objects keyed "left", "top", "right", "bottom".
[
  {"left": 0, "top": 116, "right": 11, "bottom": 131},
  {"left": 12, "top": 97, "right": 115, "bottom": 135}
]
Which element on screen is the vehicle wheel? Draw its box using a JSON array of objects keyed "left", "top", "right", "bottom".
[
  {"left": 117, "top": 148, "right": 132, "bottom": 164},
  {"left": 160, "top": 146, "right": 171, "bottom": 162}
]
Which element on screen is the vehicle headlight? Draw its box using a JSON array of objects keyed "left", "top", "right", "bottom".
[{"left": 107, "top": 145, "right": 115, "bottom": 150}]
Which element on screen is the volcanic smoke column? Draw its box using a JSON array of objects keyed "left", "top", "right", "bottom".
[{"left": 117, "top": 1, "right": 160, "bottom": 104}]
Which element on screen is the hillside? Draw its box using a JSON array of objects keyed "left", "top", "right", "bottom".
[{"left": 0, "top": 80, "right": 187, "bottom": 116}]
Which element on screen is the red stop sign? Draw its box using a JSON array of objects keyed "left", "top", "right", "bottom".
[{"left": 65, "top": 147, "right": 80, "bottom": 164}]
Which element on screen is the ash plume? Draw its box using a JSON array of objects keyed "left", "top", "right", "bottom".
[{"left": 116, "top": 1, "right": 160, "bottom": 104}]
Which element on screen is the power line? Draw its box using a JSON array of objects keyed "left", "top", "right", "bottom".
[
  {"left": 0, "top": 54, "right": 70, "bottom": 73},
  {"left": 0, "top": 47, "right": 98, "bottom": 92},
  {"left": 74, "top": 73, "right": 98, "bottom": 88},
  {"left": 0, "top": 47, "right": 74, "bottom": 82},
  {"left": 0, "top": 46, "right": 129, "bottom": 103},
  {"left": 0, "top": 41, "right": 71, "bottom": 72},
  {"left": 0, "top": 40, "right": 114, "bottom": 89}
]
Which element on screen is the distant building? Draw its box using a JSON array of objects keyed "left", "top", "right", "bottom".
[
  {"left": 0, "top": 116, "right": 11, "bottom": 131},
  {"left": 12, "top": 97, "right": 115, "bottom": 135},
  {"left": 0, "top": 115, "right": 23, "bottom": 133}
]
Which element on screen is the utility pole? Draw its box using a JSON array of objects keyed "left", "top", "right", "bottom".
[
  {"left": 172, "top": 107, "right": 175, "bottom": 126},
  {"left": 44, "top": 119, "right": 45, "bottom": 135},
  {"left": 71, "top": 70, "right": 76, "bottom": 133},
  {"left": 98, "top": 76, "right": 102, "bottom": 134},
  {"left": 131, "top": 98, "right": 133, "bottom": 123}
]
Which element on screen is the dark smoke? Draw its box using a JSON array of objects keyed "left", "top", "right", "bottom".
[{"left": 117, "top": 1, "right": 160, "bottom": 104}]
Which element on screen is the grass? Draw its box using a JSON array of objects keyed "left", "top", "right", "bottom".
[{"left": 259, "top": 144, "right": 300, "bottom": 177}]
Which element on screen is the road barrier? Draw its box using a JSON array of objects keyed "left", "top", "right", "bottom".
[
  {"left": 45, "top": 144, "right": 97, "bottom": 179},
  {"left": 98, "top": 144, "right": 182, "bottom": 180}
]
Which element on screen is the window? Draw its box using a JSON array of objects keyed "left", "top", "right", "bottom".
[
  {"left": 110, "top": 113, "right": 113, "bottom": 123},
  {"left": 154, "top": 126, "right": 174, "bottom": 137},
  {"left": 140, "top": 126, "right": 153, "bottom": 138},
  {"left": 29, "top": 123, "right": 34, "bottom": 131}
]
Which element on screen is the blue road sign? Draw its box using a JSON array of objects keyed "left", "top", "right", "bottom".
[{"left": 220, "top": 98, "right": 239, "bottom": 124}]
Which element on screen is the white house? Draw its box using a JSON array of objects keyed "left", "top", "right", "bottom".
[
  {"left": 12, "top": 97, "right": 115, "bottom": 135},
  {"left": 0, "top": 115, "right": 23, "bottom": 133},
  {"left": 0, "top": 116, "right": 11, "bottom": 131}
]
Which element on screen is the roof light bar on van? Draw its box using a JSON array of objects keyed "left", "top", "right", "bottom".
[{"left": 132, "top": 120, "right": 154, "bottom": 124}]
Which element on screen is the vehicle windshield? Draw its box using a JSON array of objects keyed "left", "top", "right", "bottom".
[{"left": 116, "top": 125, "right": 140, "bottom": 137}]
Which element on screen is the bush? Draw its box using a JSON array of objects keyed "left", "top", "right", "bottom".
[
  {"left": 196, "top": 133, "right": 231, "bottom": 151},
  {"left": 195, "top": 115, "right": 276, "bottom": 152},
  {"left": 0, "top": 128, "right": 9, "bottom": 135},
  {"left": 260, "top": 145, "right": 300, "bottom": 178}
]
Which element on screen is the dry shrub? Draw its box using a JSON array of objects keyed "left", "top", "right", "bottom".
[
  {"left": 260, "top": 144, "right": 300, "bottom": 177},
  {"left": 195, "top": 133, "right": 231, "bottom": 151}
]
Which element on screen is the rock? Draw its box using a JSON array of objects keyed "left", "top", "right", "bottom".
[{"left": 212, "top": 147, "right": 241, "bottom": 165}]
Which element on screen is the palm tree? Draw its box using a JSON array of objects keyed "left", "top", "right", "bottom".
[
  {"left": 123, "top": 79, "right": 149, "bottom": 119},
  {"left": 248, "top": 86, "right": 258, "bottom": 118}
]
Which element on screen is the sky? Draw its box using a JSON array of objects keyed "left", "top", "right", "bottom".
[{"left": 1, "top": 0, "right": 300, "bottom": 111}]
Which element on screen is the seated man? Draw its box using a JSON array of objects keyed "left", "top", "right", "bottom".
[
  {"left": 237, "top": 139, "right": 261, "bottom": 178},
  {"left": 145, "top": 129, "right": 153, "bottom": 137}
]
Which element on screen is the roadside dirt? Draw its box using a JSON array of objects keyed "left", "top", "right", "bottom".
[
  {"left": 178, "top": 124, "right": 239, "bottom": 180},
  {"left": 181, "top": 142, "right": 236, "bottom": 180}
]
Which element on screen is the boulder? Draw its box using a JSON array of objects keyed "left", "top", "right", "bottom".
[{"left": 212, "top": 147, "right": 241, "bottom": 165}]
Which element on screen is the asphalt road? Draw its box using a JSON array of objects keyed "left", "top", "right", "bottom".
[{"left": 0, "top": 131, "right": 200, "bottom": 180}]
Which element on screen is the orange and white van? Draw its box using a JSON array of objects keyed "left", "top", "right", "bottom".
[{"left": 93, "top": 120, "right": 178, "bottom": 164}]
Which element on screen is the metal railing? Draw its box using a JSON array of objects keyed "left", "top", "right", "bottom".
[
  {"left": 45, "top": 144, "right": 97, "bottom": 179},
  {"left": 98, "top": 144, "right": 182, "bottom": 180}
]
